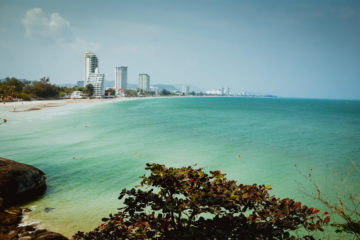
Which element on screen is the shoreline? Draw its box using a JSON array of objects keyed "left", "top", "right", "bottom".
[
  {"left": 0, "top": 95, "right": 195, "bottom": 112},
  {"left": 0, "top": 95, "right": 184, "bottom": 238},
  {"left": 0, "top": 97, "right": 135, "bottom": 111}
]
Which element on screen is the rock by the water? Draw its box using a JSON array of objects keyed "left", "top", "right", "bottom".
[
  {"left": 0, "top": 158, "right": 67, "bottom": 240},
  {"left": 33, "top": 231, "right": 68, "bottom": 240},
  {"left": 0, "top": 206, "right": 68, "bottom": 240},
  {"left": 0, "top": 157, "right": 47, "bottom": 207}
]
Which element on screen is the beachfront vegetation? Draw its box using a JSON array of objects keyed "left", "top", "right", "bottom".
[
  {"left": 124, "top": 89, "right": 138, "bottom": 97},
  {"left": 0, "top": 76, "right": 92, "bottom": 100},
  {"left": 74, "top": 164, "right": 329, "bottom": 240},
  {"left": 105, "top": 88, "right": 116, "bottom": 96},
  {"left": 85, "top": 84, "right": 94, "bottom": 97},
  {"left": 24, "top": 77, "right": 59, "bottom": 98},
  {"left": 58, "top": 85, "right": 84, "bottom": 98},
  {"left": 0, "top": 77, "right": 61, "bottom": 100},
  {"left": 301, "top": 163, "right": 360, "bottom": 239},
  {"left": 160, "top": 89, "right": 171, "bottom": 96}
]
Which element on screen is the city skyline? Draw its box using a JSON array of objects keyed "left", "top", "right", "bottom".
[{"left": 0, "top": 0, "right": 360, "bottom": 99}]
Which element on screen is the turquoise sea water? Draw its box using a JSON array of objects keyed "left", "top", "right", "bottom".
[{"left": 0, "top": 97, "right": 359, "bottom": 238}]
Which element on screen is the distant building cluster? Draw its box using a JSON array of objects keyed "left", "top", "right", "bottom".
[
  {"left": 79, "top": 51, "right": 257, "bottom": 98},
  {"left": 205, "top": 87, "right": 231, "bottom": 96},
  {"left": 81, "top": 51, "right": 156, "bottom": 97},
  {"left": 182, "top": 85, "right": 190, "bottom": 95}
]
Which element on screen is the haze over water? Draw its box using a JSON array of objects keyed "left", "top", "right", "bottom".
[{"left": 0, "top": 97, "right": 359, "bottom": 237}]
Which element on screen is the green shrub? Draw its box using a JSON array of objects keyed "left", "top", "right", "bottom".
[
  {"left": 18, "top": 92, "right": 31, "bottom": 101},
  {"left": 74, "top": 164, "right": 329, "bottom": 240}
]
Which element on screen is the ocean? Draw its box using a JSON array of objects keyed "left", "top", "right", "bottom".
[{"left": 0, "top": 97, "right": 359, "bottom": 238}]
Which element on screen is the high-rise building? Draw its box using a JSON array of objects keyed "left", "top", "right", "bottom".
[
  {"left": 182, "top": 85, "right": 190, "bottom": 95},
  {"left": 115, "top": 66, "right": 127, "bottom": 93},
  {"left": 138, "top": 74, "right": 150, "bottom": 92},
  {"left": 87, "top": 68, "right": 105, "bottom": 97},
  {"left": 84, "top": 52, "right": 98, "bottom": 87},
  {"left": 225, "top": 87, "right": 231, "bottom": 96},
  {"left": 150, "top": 86, "right": 158, "bottom": 95}
]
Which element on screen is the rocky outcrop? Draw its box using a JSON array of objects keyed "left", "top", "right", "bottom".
[
  {"left": 0, "top": 157, "right": 47, "bottom": 207},
  {"left": 0, "top": 206, "right": 68, "bottom": 240},
  {"left": 0, "top": 157, "right": 68, "bottom": 239}
]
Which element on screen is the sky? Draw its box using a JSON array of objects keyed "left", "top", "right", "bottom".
[{"left": 0, "top": 0, "right": 359, "bottom": 99}]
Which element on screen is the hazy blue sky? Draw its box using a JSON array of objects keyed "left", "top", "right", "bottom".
[{"left": 0, "top": 0, "right": 359, "bottom": 99}]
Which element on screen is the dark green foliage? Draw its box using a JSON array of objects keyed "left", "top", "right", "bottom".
[
  {"left": 0, "top": 77, "right": 26, "bottom": 98},
  {"left": 125, "top": 89, "right": 138, "bottom": 97},
  {"left": 25, "top": 80, "right": 59, "bottom": 98},
  {"left": 5, "top": 77, "right": 25, "bottom": 93},
  {"left": 333, "top": 221, "right": 360, "bottom": 235},
  {"left": 74, "top": 164, "right": 329, "bottom": 240},
  {"left": 18, "top": 92, "right": 31, "bottom": 101},
  {"left": 85, "top": 84, "right": 94, "bottom": 97},
  {"left": 160, "top": 89, "right": 171, "bottom": 96},
  {"left": 40, "top": 76, "right": 50, "bottom": 83},
  {"left": 106, "top": 88, "right": 116, "bottom": 96},
  {"left": 58, "top": 86, "right": 83, "bottom": 96},
  {"left": 0, "top": 77, "right": 62, "bottom": 100}
]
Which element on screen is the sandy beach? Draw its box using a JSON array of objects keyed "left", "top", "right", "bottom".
[
  {"left": 0, "top": 98, "right": 142, "bottom": 125},
  {"left": 0, "top": 96, "right": 178, "bottom": 126},
  {"left": 0, "top": 96, "right": 190, "bottom": 114},
  {"left": 0, "top": 98, "right": 132, "bottom": 112}
]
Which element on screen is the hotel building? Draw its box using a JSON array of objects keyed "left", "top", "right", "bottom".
[
  {"left": 84, "top": 52, "right": 98, "bottom": 87},
  {"left": 138, "top": 74, "right": 150, "bottom": 92},
  {"left": 87, "top": 68, "right": 105, "bottom": 97},
  {"left": 182, "top": 85, "right": 190, "bottom": 95},
  {"left": 115, "top": 66, "right": 128, "bottom": 93}
]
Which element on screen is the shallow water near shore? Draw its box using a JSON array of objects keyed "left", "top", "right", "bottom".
[{"left": 0, "top": 97, "right": 359, "bottom": 238}]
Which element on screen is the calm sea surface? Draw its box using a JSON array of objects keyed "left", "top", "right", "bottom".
[{"left": 1, "top": 97, "right": 359, "bottom": 237}]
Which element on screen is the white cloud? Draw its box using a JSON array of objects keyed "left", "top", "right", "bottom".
[{"left": 22, "top": 8, "right": 71, "bottom": 40}]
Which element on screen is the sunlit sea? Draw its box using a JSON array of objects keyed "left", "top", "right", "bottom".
[{"left": 0, "top": 97, "right": 359, "bottom": 238}]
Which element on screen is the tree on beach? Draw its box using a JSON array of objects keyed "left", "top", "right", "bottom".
[
  {"left": 74, "top": 163, "right": 330, "bottom": 240},
  {"left": 0, "top": 77, "right": 25, "bottom": 98},
  {"left": 85, "top": 84, "right": 94, "bottom": 97},
  {"left": 4, "top": 77, "right": 25, "bottom": 93},
  {"left": 24, "top": 79, "right": 59, "bottom": 98},
  {"left": 0, "top": 76, "right": 88, "bottom": 100},
  {"left": 124, "top": 89, "right": 138, "bottom": 97},
  {"left": 0, "top": 77, "right": 32, "bottom": 100},
  {"left": 160, "top": 89, "right": 171, "bottom": 96},
  {"left": 40, "top": 76, "right": 50, "bottom": 83},
  {"left": 106, "top": 88, "right": 116, "bottom": 96}
]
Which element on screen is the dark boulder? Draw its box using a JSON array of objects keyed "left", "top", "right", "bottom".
[
  {"left": 0, "top": 206, "right": 68, "bottom": 240},
  {"left": 0, "top": 158, "right": 68, "bottom": 239},
  {"left": 0, "top": 157, "right": 47, "bottom": 207},
  {"left": 33, "top": 231, "right": 68, "bottom": 240}
]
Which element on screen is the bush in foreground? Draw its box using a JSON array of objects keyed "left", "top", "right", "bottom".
[{"left": 73, "top": 164, "right": 330, "bottom": 239}]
